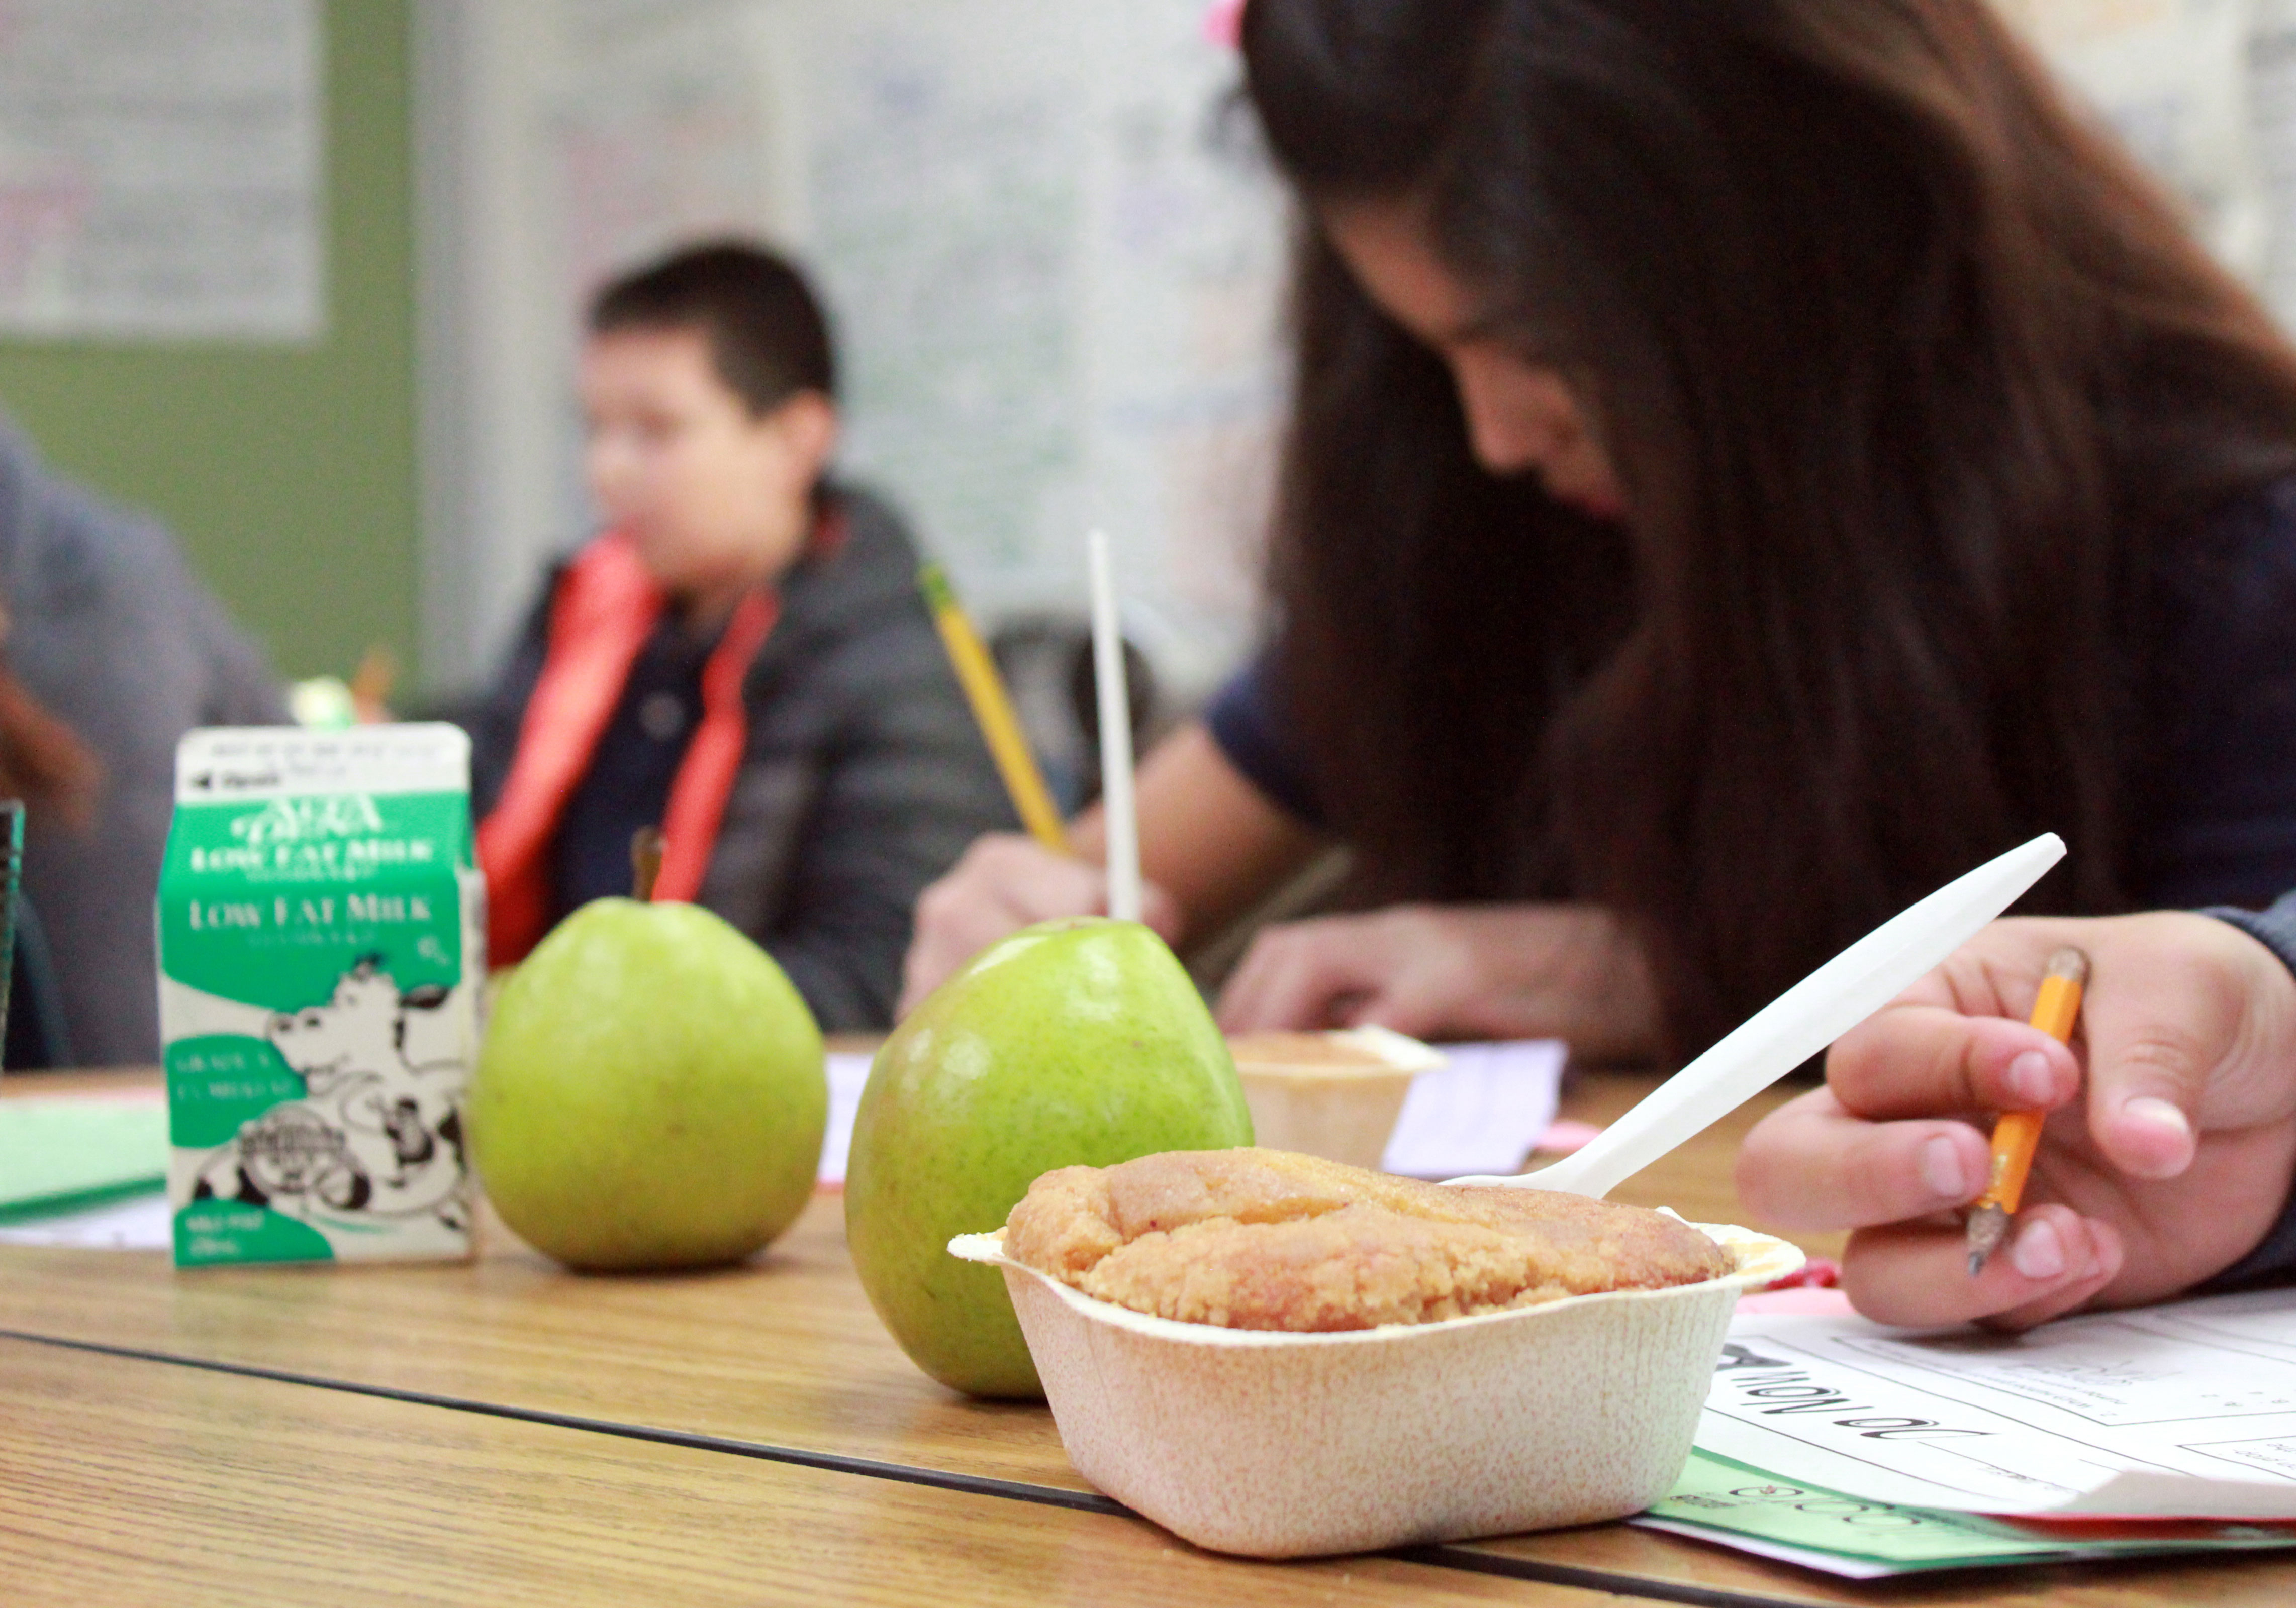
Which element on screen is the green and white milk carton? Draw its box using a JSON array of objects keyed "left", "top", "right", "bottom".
[{"left": 160, "top": 725, "right": 484, "bottom": 1266}]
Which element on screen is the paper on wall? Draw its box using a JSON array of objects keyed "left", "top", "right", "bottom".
[
  {"left": 1699, "top": 1285, "right": 2296, "bottom": 1518},
  {"left": 0, "top": 0, "right": 323, "bottom": 340}
]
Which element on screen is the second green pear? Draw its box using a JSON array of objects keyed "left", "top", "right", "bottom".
[
  {"left": 470, "top": 898, "right": 825, "bottom": 1271},
  {"left": 845, "top": 917, "right": 1253, "bottom": 1397}
]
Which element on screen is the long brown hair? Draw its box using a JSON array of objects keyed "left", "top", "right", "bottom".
[{"left": 1241, "top": 0, "right": 2296, "bottom": 1057}]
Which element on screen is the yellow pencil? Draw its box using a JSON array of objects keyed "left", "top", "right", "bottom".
[
  {"left": 917, "top": 563, "right": 1072, "bottom": 854},
  {"left": 1965, "top": 946, "right": 2089, "bottom": 1275}
]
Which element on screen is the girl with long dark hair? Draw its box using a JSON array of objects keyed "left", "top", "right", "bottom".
[{"left": 906, "top": 0, "right": 2296, "bottom": 1067}]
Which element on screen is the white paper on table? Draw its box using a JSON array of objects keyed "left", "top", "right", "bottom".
[
  {"left": 0, "top": 1190, "right": 173, "bottom": 1249},
  {"left": 1380, "top": 1039, "right": 1567, "bottom": 1178},
  {"left": 816, "top": 1050, "right": 877, "bottom": 1185},
  {"left": 5, "top": 1050, "right": 881, "bottom": 1236},
  {"left": 816, "top": 1039, "right": 1567, "bottom": 1185},
  {"left": 1699, "top": 1285, "right": 2296, "bottom": 1518}
]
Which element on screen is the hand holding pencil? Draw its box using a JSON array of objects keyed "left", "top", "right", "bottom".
[
  {"left": 901, "top": 559, "right": 1184, "bottom": 1019},
  {"left": 1737, "top": 911, "right": 2296, "bottom": 1331},
  {"left": 1962, "top": 945, "right": 2088, "bottom": 1276}
]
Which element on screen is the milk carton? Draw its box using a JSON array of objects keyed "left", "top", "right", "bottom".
[{"left": 159, "top": 725, "right": 484, "bottom": 1266}]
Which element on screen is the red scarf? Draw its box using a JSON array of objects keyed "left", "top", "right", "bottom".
[{"left": 476, "top": 532, "right": 780, "bottom": 966}]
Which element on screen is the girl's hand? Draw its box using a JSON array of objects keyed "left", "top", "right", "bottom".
[
  {"left": 899, "top": 834, "right": 1182, "bottom": 1018},
  {"left": 899, "top": 722, "right": 1322, "bottom": 1021},
  {"left": 1738, "top": 913, "right": 2296, "bottom": 1328},
  {"left": 1214, "top": 901, "right": 1660, "bottom": 1061}
]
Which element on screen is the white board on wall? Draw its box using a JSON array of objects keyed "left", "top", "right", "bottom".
[
  {"left": 791, "top": 0, "right": 1285, "bottom": 694},
  {"left": 418, "top": 0, "right": 1284, "bottom": 700},
  {"left": 2001, "top": 0, "right": 2269, "bottom": 277},
  {"left": 415, "top": 0, "right": 789, "bottom": 693}
]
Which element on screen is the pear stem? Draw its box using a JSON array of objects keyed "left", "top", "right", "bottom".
[{"left": 631, "top": 827, "right": 665, "bottom": 901}]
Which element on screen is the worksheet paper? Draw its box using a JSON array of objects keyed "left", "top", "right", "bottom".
[
  {"left": 816, "top": 1050, "right": 875, "bottom": 1186},
  {"left": 0, "top": 1189, "right": 171, "bottom": 1250},
  {"left": 1379, "top": 1039, "right": 1567, "bottom": 1178},
  {"left": 1699, "top": 1287, "right": 2296, "bottom": 1519}
]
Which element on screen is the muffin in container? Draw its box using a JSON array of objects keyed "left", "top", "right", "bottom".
[
  {"left": 949, "top": 1220, "right": 1802, "bottom": 1558},
  {"left": 1226, "top": 1026, "right": 1445, "bottom": 1171}
]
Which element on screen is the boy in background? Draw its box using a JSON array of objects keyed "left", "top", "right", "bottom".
[{"left": 466, "top": 241, "right": 1011, "bottom": 1030}]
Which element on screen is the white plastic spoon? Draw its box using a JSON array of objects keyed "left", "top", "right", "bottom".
[{"left": 1445, "top": 832, "right": 2067, "bottom": 1198}]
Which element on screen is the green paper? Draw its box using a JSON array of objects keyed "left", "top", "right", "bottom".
[
  {"left": 1645, "top": 1450, "right": 2296, "bottom": 1575},
  {"left": 0, "top": 1098, "right": 167, "bottom": 1222}
]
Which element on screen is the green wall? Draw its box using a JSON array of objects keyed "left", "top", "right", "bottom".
[{"left": 0, "top": 1, "right": 418, "bottom": 687}]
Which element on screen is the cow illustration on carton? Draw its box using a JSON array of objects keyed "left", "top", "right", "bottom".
[{"left": 190, "top": 956, "right": 469, "bottom": 1232}]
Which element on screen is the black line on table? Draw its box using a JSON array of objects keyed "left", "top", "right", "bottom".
[
  {"left": 1, "top": 1326, "right": 1820, "bottom": 1608},
  {"left": 1403, "top": 1545, "right": 1820, "bottom": 1608},
  {"left": 0, "top": 1328, "right": 1124, "bottom": 1517}
]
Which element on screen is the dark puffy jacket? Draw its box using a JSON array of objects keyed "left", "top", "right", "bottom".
[{"left": 466, "top": 486, "right": 1015, "bottom": 1030}]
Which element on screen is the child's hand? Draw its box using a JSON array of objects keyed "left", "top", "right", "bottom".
[
  {"left": 899, "top": 834, "right": 1183, "bottom": 1018},
  {"left": 1213, "top": 902, "right": 1659, "bottom": 1060},
  {"left": 1737, "top": 913, "right": 2296, "bottom": 1328}
]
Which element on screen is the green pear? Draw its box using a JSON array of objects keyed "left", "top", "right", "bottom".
[
  {"left": 470, "top": 898, "right": 825, "bottom": 1270},
  {"left": 846, "top": 917, "right": 1253, "bottom": 1397}
]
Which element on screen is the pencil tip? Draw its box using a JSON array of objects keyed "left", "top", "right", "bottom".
[{"left": 1963, "top": 1202, "right": 2008, "bottom": 1277}]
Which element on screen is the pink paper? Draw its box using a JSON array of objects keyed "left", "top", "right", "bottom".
[{"left": 1735, "top": 1287, "right": 1856, "bottom": 1315}]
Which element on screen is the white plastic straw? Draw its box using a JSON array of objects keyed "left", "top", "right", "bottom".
[{"left": 1088, "top": 529, "right": 1141, "bottom": 923}]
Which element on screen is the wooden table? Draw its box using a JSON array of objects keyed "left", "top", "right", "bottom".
[{"left": 5, "top": 1065, "right": 2293, "bottom": 1607}]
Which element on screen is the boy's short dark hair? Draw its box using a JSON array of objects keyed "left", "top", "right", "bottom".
[{"left": 588, "top": 239, "right": 836, "bottom": 413}]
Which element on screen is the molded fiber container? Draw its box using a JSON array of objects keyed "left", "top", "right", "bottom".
[{"left": 950, "top": 1221, "right": 1803, "bottom": 1558}]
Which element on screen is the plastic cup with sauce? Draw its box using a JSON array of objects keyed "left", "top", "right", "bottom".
[{"left": 1226, "top": 1026, "right": 1445, "bottom": 1171}]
